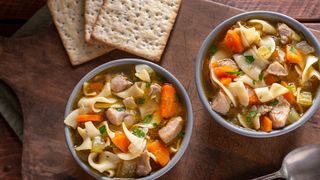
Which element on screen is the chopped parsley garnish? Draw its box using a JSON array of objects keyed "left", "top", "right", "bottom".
[
  {"left": 227, "top": 71, "right": 242, "bottom": 75},
  {"left": 177, "top": 131, "right": 185, "bottom": 138},
  {"left": 175, "top": 93, "right": 180, "bottom": 102},
  {"left": 244, "top": 55, "right": 255, "bottom": 64},
  {"left": 99, "top": 125, "right": 106, "bottom": 134},
  {"left": 252, "top": 80, "right": 256, "bottom": 85},
  {"left": 209, "top": 45, "right": 217, "bottom": 55},
  {"left": 290, "top": 46, "right": 296, "bottom": 53},
  {"left": 269, "top": 99, "right": 279, "bottom": 107},
  {"left": 143, "top": 114, "right": 153, "bottom": 124},
  {"left": 259, "top": 73, "right": 263, "bottom": 81},
  {"left": 152, "top": 122, "right": 158, "bottom": 127},
  {"left": 136, "top": 98, "right": 145, "bottom": 105},
  {"left": 156, "top": 74, "right": 167, "bottom": 83},
  {"left": 132, "top": 128, "right": 145, "bottom": 138},
  {"left": 246, "top": 110, "right": 258, "bottom": 123},
  {"left": 115, "top": 107, "right": 125, "bottom": 112}
]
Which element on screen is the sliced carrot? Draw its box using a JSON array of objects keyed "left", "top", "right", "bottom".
[
  {"left": 280, "top": 81, "right": 288, "bottom": 87},
  {"left": 264, "top": 74, "right": 278, "bottom": 85},
  {"left": 111, "top": 132, "right": 130, "bottom": 153},
  {"left": 89, "top": 82, "right": 103, "bottom": 92},
  {"left": 160, "top": 84, "right": 177, "bottom": 118},
  {"left": 214, "top": 66, "right": 237, "bottom": 79},
  {"left": 147, "top": 140, "right": 170, "bottom": 167},
  {"left": 220, "top": 77, "right": 232, "bottom": 86},
  {"left": 286, "top": 45, "right": 302, "bottom": 63},
  {"left": 245, "top": 85, "right": 259, "bottom": 105},
  {"left": 283, "top": 91, "right": 295, "bottom": 104},
  {"left": 260, "top": 116, "right": 273, "bottom": 132},
  {"left": 223, "top": 30, "right": 245, "bottom": 53},
  {"left": 76, "top": 114, "right": 102, "bottom": 123},
  {"left": 281, "top": 81, "right": 296, "bottom": 104}
]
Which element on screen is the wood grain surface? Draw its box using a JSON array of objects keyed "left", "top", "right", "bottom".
[
  {"left": 1, "top": 0, "right": 320, "bottom": 180},
  {"left": 214, "top": 0, "right": 320, "bottom": 21},
  {"left": 0, "top": 116, "right": 21, "bottom": 180}
]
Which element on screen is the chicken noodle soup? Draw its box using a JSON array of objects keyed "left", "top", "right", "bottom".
[
  {"left": 64, "top": 64, "right": 186, "bottom": 178},
  {"left": 202, "top": 19, "right": 320, "bottom": 132}
]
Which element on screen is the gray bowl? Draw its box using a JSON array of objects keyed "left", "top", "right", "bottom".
[
  {"left": 64, "top": 58, "right": 193, "bottom": 179},
  {"left": 195, "top": 11, "right": 320, "bottom": 138}
]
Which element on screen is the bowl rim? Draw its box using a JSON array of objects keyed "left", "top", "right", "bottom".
[
  {"left": 195, "top": 11, "right": 320, "bottom": 138},
  {"left": 64, "top": 58, "right": 193, "bottom": 179}
]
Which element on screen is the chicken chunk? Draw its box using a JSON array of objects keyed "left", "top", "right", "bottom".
[
  {"left": 266, "top": 61, "right": 288, "bottom": 76},
  {"left": 136, "top": 151, "right": 152, "bottom": 176},
  {"left": 148, "top": 83, "right": 162, "bottom": 101},
  {"left": 211, "top": 91, "right": 231, "bottom": 115},
  {"left": 105, "top": 108, "right": 126, "bottom": 126},
  {"left": 110, "top": 75, "right": 133, "bottom": 92},
  {"left": 277, "top": 23, "right": 293, "bottom": 44},
  {"left": 269, "top": 98, "right": 290, "bottom": 128},
  {"left": 217, "top": 58, "right": 239, "bottom": 70},
  {"left": 123, "top": 97, "right": 137, "bottom": 109},
  {"left": 123, "top": 113, "right": 136, "bottom": 128},
  {"left": 257, "top": 105, "right": 273, "bottom": 115},
  {"left": 116, "top": 160, "right": 136, "bottom": 178},
  {"left": 159, "top": 116, "right": 183, "bottom": 144},
  {"left": 296, "top": 41, "right": 315, "bottom": 54}
]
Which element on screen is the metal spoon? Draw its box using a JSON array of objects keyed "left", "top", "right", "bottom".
[{"left": 253, "top": 144, "right": 320, "bottom": 180}]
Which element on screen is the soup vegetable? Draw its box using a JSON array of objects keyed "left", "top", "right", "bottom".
[
  {"left": 64, "top": 64, "right": 185, "bottom": 178},
  {"left": 203, "top": 19, "right": 320, "bottom": 132}
]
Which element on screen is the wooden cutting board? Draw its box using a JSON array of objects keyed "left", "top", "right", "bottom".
[{"left": 0, "top": 0, "right": 320, "bottom": 179}]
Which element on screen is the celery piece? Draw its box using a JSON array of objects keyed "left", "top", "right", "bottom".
[
  {"left": 297, "top": 89, "right": 312, "bottom": 106},
  {"left": 91, "top": 136, "right": 105, "bottom": 153},
  {"left": 287, "top": 83, "right": 297, "bottom": 96},
  {"left": 288, "top": 108, "right": 300, "bottom": 124}
]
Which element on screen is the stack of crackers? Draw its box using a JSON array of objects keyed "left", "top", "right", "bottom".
[{"left": 48, "top": 0, "right": 182, "bottom": 65}]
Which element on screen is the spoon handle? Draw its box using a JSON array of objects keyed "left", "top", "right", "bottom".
[{"left": 252, "top": 170, "right": 283, "bottom": 180}]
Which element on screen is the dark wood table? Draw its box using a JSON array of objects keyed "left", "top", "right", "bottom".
[{"left": 0, "top": 0, "right": 320, "bottom": 179}]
